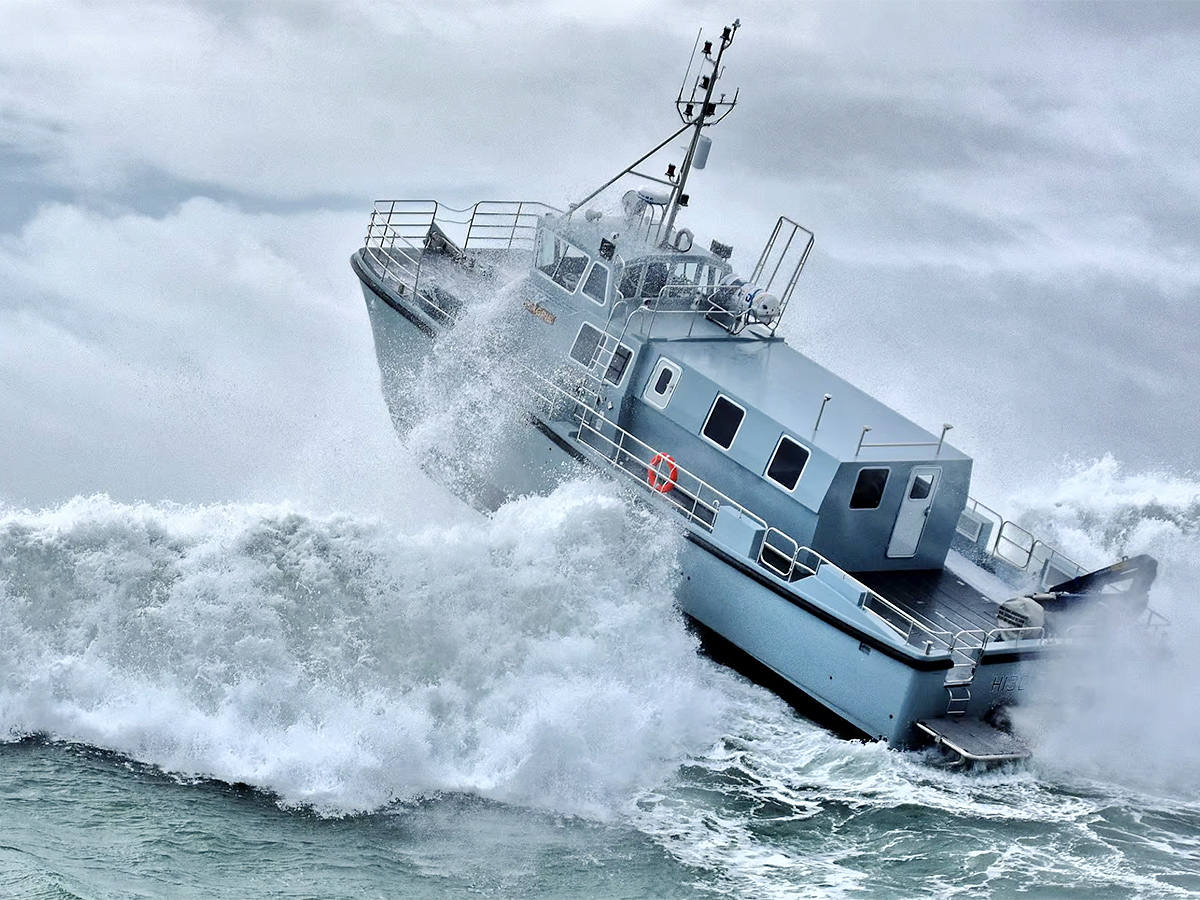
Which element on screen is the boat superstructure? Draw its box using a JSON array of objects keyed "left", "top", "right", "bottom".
[{"left": 350, "top": 22, "right": 1165, "bottom": 761}]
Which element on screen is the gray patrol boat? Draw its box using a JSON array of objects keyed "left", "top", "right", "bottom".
[{"left": 351, "top": 21, "right": 1164, "bottom": 762}]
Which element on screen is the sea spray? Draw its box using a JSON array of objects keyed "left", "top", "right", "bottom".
[
  {"left": 992, "top": 455, "right": 1200, "bottom": 798},
  {"left": 0, "top": 487, "right": 728, "bottom": 817},
  {"left": 398, "top": 268, "right": 572, "bottom": 506}
]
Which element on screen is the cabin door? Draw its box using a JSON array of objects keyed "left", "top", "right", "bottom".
[{"left": 886, "top": 466, "right": 941, "bottom": 558}]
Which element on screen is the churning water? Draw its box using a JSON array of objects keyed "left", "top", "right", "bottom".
[{"left": 2, "top": 460, "right": 1200, "bottom": 898}]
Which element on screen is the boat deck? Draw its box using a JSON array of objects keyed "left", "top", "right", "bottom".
[{"left": 855, "top": 566, "right": 1002, "bottom": 636}]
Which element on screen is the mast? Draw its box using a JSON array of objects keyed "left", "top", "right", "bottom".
[{"left": 661, "top": 19, "right": 740, "bottom": 244}]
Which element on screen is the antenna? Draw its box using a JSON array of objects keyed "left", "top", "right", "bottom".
[
  {"left": 564, "top": 21, "right": 742, "bottom": 237},
  {"left": 662, "top": 19, "right": 741, "bottom": 245}
]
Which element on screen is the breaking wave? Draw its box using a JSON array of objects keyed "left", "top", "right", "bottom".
[{"left": 0, "top": 485, "right": 728, "bottom": 817}]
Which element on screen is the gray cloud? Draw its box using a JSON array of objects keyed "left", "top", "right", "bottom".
[{"left": 1, "top": 0, "right": 1197, "bottom": 509}]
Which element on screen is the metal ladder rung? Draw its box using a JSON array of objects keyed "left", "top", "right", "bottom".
[{"left": 945, "top": 685, "right": 971, "bottom": 716}]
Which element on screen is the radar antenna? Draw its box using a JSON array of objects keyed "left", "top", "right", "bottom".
[
  {"left": 565, "top": 20, "right": 741, "bottom": 244},
  {"left": 661, "top": 19, "right": 740, "bottom": 242}
]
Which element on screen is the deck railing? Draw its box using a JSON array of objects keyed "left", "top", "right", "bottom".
[
  {"left": 362, "top": 199, "right": 558, "bottom": 318},
  {"left": 529, "top": 365, "right": 1175, "bottom": 653},
  {"left": 955, "top": 497, "right": 1088, "bottom": 590}
]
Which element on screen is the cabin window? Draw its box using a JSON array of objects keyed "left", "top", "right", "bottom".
[
  {"left": 537, "top": 235, "right": 590, "bottom": 292},
  {"left": 569, "top": 323, "right": 603, "bottom": 367},
  {"left": 670, "top": 260, "right": 722, "bottom": 290},
  {"left": 644, "top": 358, "right": 681, "bottom": 409},
  {"left": 850, "top": 468, "right": 889, "bottom": 510},
  {"left": 702, "top": 395, "right": 745, "bottom": 450},
  {"left": 605, "top": 345, "right": 633, "bottom": 385},
  {"left": 581, "top": 263, "right": 609, "bottom": 304},
  {"left": 765, "top": 435, "right": 810, "bottom": 491},
  {"left": 616, "top": 261, "right": 673, "bottom": 301}
]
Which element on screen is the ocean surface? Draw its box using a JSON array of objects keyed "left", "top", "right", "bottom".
[{"left": 2, "top": 459, "right": 1200, "bottom": 898}]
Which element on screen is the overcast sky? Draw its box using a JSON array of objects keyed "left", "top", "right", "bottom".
[{"left": 1, "top": 0, "right": 1197, "bottom": 511}]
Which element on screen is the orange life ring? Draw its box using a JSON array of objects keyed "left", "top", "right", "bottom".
[{"left": 647, "top": 452, "right": 678, "bottom": 493}]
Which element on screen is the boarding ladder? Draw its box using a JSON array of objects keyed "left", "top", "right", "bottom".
[{"left": 944, "top": 631, "right": 987, "bottom": 716}]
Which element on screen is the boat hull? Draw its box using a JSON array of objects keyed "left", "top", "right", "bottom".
[
  {"left": 357, "top": 263, "right": 583, "bottom": 509},
  {"left": 676, "top": 534, "right": 1040, "bottom": 747}
]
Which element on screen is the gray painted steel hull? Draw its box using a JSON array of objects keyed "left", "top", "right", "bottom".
[
  {"left": 359, "top": 276, "right": 582, "bottom": 510},
  {"left": 676, "top": 535, "right": 1039, "bottom": 745}
]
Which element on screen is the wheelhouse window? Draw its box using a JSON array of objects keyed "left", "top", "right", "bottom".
[
  {"left": 702, "top": 395, "right": 745, "bottom": 450},
  {"left": 616, "top": 260, "right": 670, "bottom": 301},
  {"left": 850, "top": 468, "right": 889, "bottom": 510},
  {"left": 641, "top": 262, "right": 669, "bottom": 300},
  {"left": 569, "top": 323, "right": 603, "bottom": 367},
  {"left": 617, "top": 257, "right": 730, "bottom": 307},
  {"left": 581, "top": 263, "right": 609, "bottom": 304},
  {"left": 618, "top": 263, "right": 643, "bottom": 299},
  {"left": 765, "top": 435, "right": 810, "bottom": 491},
  {"left": 669, "top": 260, "right": 723, "bottom": 292},
  {"left": 537, "top": 235, "right": 590, "bottom": 292}
]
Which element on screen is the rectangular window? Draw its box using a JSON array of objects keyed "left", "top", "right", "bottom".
[
  {"left": 569, "top": 323, "right": 603, "bottom": 367},
  {"left": 910, "top": 473, "right": 935, "bottom": 500},
  {"left": 618, "top": 264, "right": 643, "bottom": 299},
  {"left": 536, "top": 234, "right": 559, "bottom": 274},
  {"left": 604, "top": 345, "right": 633, "bottom": 385},
  {"left": 641, "top": 262, "right": 669, "bottom": 299},
  {"left": 850, "top": 468, "right": 889, "bottom": 510},
  {"left": 552, "top": 244, "right": 589, "bottom": 291},
  {"left": 765, "top": 435, "right": 810, "bottom": 491},
  {"left": 581, "top": 263, "right": 609, "bottom": 304},
  {"left": 702, "top": 395, "right": 745, "bottom": 450},
  {"left": 537, "top": 235, "right": 590, "bottom": 292}
]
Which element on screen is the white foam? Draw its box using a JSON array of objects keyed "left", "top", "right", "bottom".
[
  {"left": 0, "top": 486, "right": 729, "bottom": 817},
  {"left": 963, "top": 455, "right": 1200, "bottom": 800}
]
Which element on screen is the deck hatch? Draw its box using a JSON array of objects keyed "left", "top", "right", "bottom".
[
  {"left": 702, "top": 395, "right": 745, "bottom": 450},
  {"left": 765, "top": 435, "right": 810, "bottom": 491}
]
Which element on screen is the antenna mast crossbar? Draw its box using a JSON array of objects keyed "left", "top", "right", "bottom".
[{"left": 661, "top": 19, "right": 740, "bottom": 242}]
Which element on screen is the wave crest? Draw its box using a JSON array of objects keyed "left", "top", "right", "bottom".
[{"left": 0, "top": 487, "right": 727, "bottom": 817}]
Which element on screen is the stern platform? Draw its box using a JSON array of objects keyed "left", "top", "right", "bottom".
[{"left": 916, "top": 717, "right": 1031, "bottom": 763}]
